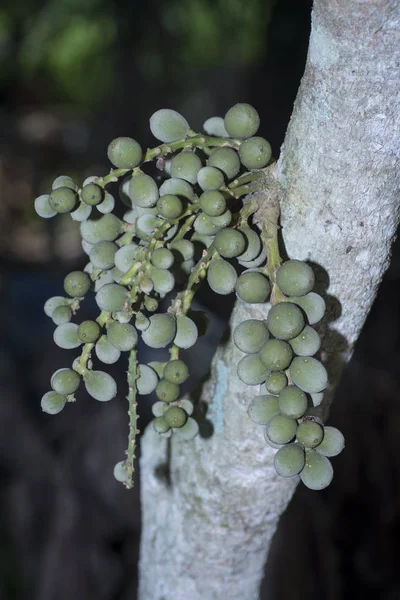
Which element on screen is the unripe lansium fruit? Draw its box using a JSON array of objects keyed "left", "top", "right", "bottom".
[
  {"left": 239, "top": 136, "right": 272, "bottom": 169},
  {"left": 208, "top": 147, "right": 240, "bottom": 180},
  {"left": 78, "top": 320, "right": 101, "bottom": 343},
  {"left": 107, "top": 137, "right": 142, "bottom": 169},
  {"left": 236, "top": 271, "right": 271, "bottom": 304},
  {"left": 276, "top": 260, "right": 315, "bottom": 297},
  {"left": 224, "top": 103, "right": 260, "bottom": 139},
  {"left": 267, "top": 302, "right": 305, "bottom": 340},
  {"left": 149, "top": 109, "right": 190, "bottom": 143},
  {"left": 163, "top": 360, "right": 189, "bottom": 384},
  {"left": 164, "top": 406, "right": 187, "bottom": 428},
  {"left": 233, "top": 319, "right": 269, "bottom": 354},
  {"left": 81, "top": 183, "right": 104, "bottom": 206},
  {"left": 214, "top": 228, "right": 246, "bottom": 258},
  {"left": 142, "top": 314, "right": 177, "bottom": 349},
  {"left": 49, "top": 187, "right": 77, "bottom": 213}
]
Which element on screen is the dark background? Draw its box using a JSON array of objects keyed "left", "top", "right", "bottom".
[{"left": 0, "top": 1, "right": 399, "bottom": 598}]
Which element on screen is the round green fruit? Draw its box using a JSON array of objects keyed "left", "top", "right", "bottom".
[
  {"left": 149, "top": 109, "right": 190, "bottom": 143},
  {"left": 247, "top": 395, "right": 279, "bottom": 425},
  {"left": 259, "top": 339, "right": 293, "bottom": 371},
  {"left": 296, "top": 421, "right": 324, "bottom": 448},
  {"left": 300, "top": 450, "right": 333, "bottom": 490},
  {"left": 208, "top": 147, "right": 240, "bottom": 180},
  {"left": 224, "top": 103, "right": 260, "bottom": 139},
  {"left": 155, "top": 379, "right": 180, "bottom": 403},
  {"left": 290, "top": 357, "right": 328, "bottom": 393},
  {"left": 278, "top": 385, "right": 308, "bottom": 419},
  {"left": 274, "top": 444, "right": 305, "bottom": 477},
  {"left": 239, "top": 136, "right": 272, "bottom": 169},
  {"left": 236, "top": 271, "right": 271, "bottom": 304},
  {"left": 199, "top": 190, "right": 226, "bottom": 217},
  {"left": 214, "top": 228, "right": 246, "bottom": 258},
  {"left": 266, "top": 302, "right": 305, "bottom": 340},
  {"left": 233, "top": 319, "right": 269, "bottom": 354},
  {"left": 207, "top": 258, "right": 238, "bottom": 295},
  {"left": 164, "top": 406, "right": 187, "bottom": 428},
  {"left": 81, "top": 183, "right": 104, "bottom": 206},
  {"left": 51, "top": 368, "right": 80, "bottom": 395},
  {"left": 237, "top": 354, "right": 269, "bottom": 385},
  {"left": 163, "top": 360, "right": 189, "bottom": 385},
  {"left": 41, "top": 391, "right": 67, "bottom": 415},
  {"left": 276, "top": 260, "right": 315, "bottom": 297},
  {"left": 107, "top": 136, "right": 142, "bottom": 169},
  {"left": 107, "top": 321, "right": 138, "bottom": 351},
  {"left": 49, "top": 187, "right": 77, "bottom": 213},
  {"left": 78, "top": 320, "right": 101, "bottom": 343},
  {"left": 142, "top": 314, "right": 177, "bottom": 349},
  {"left": 265, "top": 372, "right": 287, "bottom": 395},
  {"left": 266, "top": 415, "right": 297, "bottom": 445}
]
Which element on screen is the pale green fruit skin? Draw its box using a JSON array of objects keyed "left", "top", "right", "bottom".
[
  {"left": 278, "top": 385, "right": 308, "bottom": 419},
  {"left": 237, "top": 354, "right": 269, "bottom": 385},
  {"left": 266, "top": 415, "right": 298, "bottom": 445},
  {"left": 152, "top": 401, "right": 169, "bottom": 417},
  {"left": 266, "top": 302, "right": 305, "bottom": 340},
  {"left": 208, "top": 147, "right": 240, "bottom": 180},
  {"left": 233, "top": 319, "right": 269, "bottom": 354},
  {"left": 289, "top": 325, "right": 321, "bottom": 357},
  {"left": 236, "top": 271, "right": 271, "bottom": 304},
  {"left": 95, "top": 335, "right": 121, "bottom": 364},
  {"left": 149, "top": 109, "right": 190, "bottom": 142},
  {"left": 81, "top": 183, "right": 103, "bottom": 206},
  {"left": 276, "top": 260, "right": 315, "bottom": 297},
  {"left": 290, "top": 357, "right": 328, "bottom": 393},
  {"left": 237, "top": 226, "right": 261, "bottom": 262},
  {"left": 239, "top": 136, "right": 272, "bottom": 169},
  {"left": 149, "top": 267, "right": 175, "bottom": 294},
  {"left": 107, "top": 136, "right": 142, "bottom": 169},
  {"left": 170, "top": 151, "right": 202, "bottom": 184},
  {"left": 151, "top": 248, "right": 174, "bottom": 269},
  {"left": 153, "top": 417, "right": 171, "bottom": 433},
  {"left": 142, "top": 314, "right": 177, "bottom": 349},
  {"left": 207, "top": 259, "right": 238, "bottom": 295},
  {"left": 224, "top": 103, "right": 260, "bottom": 139},
  {"left": 96, "top": 283, "right": 128, "bottom": 312},
  {"left": 53, "top": 323, "right": 81, "bottom": 349},
  {"left": 197, "top": 166, "right": 225, "bottom": 191},
  {"left": 175, "top": 417, "right": 199, "bottom": 440},
  {"left": 163, "top": 360, "right": 189, "bottom": 384},
  {"left": 164, "top": 406, "right": 187, "bottom": 428},
  {"left": 51, "top": 305, "right": 72, "bottom": 325},
  {"left": 41, "top": 391, "right": 67, "bottom": 415},
  {"left": 129, "top": 173, "right": 159, "bottom": 208},
  {"left": 155, "top": 379, "right": 180, "bottom": 403},
  {"left": 80, "top": 214, "right": 121, "bottom": 244},
  {"left": 64, "top": 271, "right": 91, "bottom": 297},
  {"left": 156, "top": 194, "right": 183, "bottom": 219},
  {"left": 159, "top": 177, "right": 195, "bottom": 201},
  {"left": 214, "top": 228, "right": 246, "bottom": 258},
  {"left": 89, "top": 241, "right": 117, "bottom": 270},
  {"left": 193, "top": 213, "right": 220, "bottom": 236},
  {"left": 44, "top": 296, "right": 67, "bottom": 317},
  {"left": 247, "top": 395, "right": 279, "bottom": 425},
  {"left": 97, "top": 192, "right": 115, "bottom": 214},
  {"left": 265, "top": 371, "right": 287, "bottom": 395},
  {"left": 107, "top": 322, "right": 138, "bottom": 351},
  {"left": 137, "top": 364, "right": 159, "bottom": 395},
  {"left": 274, "top": 444, "right": 305, "bottom": 477},
  {"left": 49, "top": 186, "right": 77, "bottom": 213},
  {"left": 199, "top": 190, "right": 226, "bottom": 217},
  {"left": 169, "top": 239, "right": 194, "bottom": 262},
  {"left": 78, "top": 320, "right": 101, "bottom": 343},
  {"left": 238, "top": 244, "right": 267, "bottom": 269},
  {"left": 258, "top": 339, "right": 293, "bottom": 372},
  {"left": 51, "top": 368, "right": 80, "bottom": 395},
  {"left": 297, "top": 421, "right": 324, "bottom": 448},
  {"left": 113, "top": 461, "right": 128, "bottom": 483},
  {"left": 34, "top": 194, "right": 57, "bottom": 218},
  {"left": 290, "top": 292, "right": 326, "bottom": 325},
  {"left": 174, "top": 315, "right": 198, "bottom": 349},
  {"left": 210, "top": 209, "right": 232, "bottom": 229},
  {"left": 84, "top": 370, "right": 117, "bottom": 402},
  {"left": 114, "top": 244, "right": 139, "bottom": 273},
  {"left": 315, "top": 426, "right": 345, "bottom": 457},
  {"left": 52, "top": 175, "right": 78, "bottom": 191},
  {"left": 300, "top": 450, "right": 333, "bottom": 490},
  {"left": 203, "top": 116, "right": 229, "bottom": 137},
  {"left": 71, "top": 201, "right": 92, "bottom": 222}
]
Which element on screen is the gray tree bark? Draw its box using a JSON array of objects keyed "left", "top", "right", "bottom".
[{"left": 139, "top": 2, "right": 400, "bottom": 599}]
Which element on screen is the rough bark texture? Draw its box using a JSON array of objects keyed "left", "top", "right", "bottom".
[{"left": 139, "top": 2, "right": 400, "bottom": 599}]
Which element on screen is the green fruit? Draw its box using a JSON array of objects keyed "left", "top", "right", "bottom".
[
  {"left": 310, "top": 392, "right": 324, "bottom": 407},
  {"left": 52, "top": 175, "right": 78, "bottom": 191},
  {"left": 258, "top": 339, "right": 293, "bottom": 371},
  {"left": 149, "top": 267, "right": 175, "bottom": 294},
  {"left": 80, "top": 214, "right": 121, "bottom": 244},
  {"left": 134, "top": 312, "right": 150, "bottom": 332},
  {"left": 78, "top": 320, "right": 101, "bottom": 343},
  {"left": 290, "top": 292, "right": 326, "bottom": 325},
  {"left": 149, "top": 109, "right": 190, "bottom": 142},
  {"left": 81, "top": 183, "right": 104, "bottom": 206},
  {"left": 208, "top": 147, "right": 240, "bottom": 180},
  {"left": 53, "top": 323, "right": 81, "bottom": 349},
  {"left": 49, "top": 187, "right": 77, "bottom": 213},
  {"left": 290, "top": 357, "right": 328, "bottom": 393},
  {"left": 64, "top": 271, "right": 91, "bottom": 297},
  {"left": 265, "top": 372, "right": 287, "bottom": 395},
  {"left": 136, "top": 214, "right": 162, "bottom": 239},
  {"left": 107, "top": 322, "right": 138, "bottom": 351},
  {"left": 278, "top": 385, "right": 308, "bottom": 419},
  {"left": 143, "top": 296, "right": 158, "bottom": 312},
  {"left": 237, "top": 354, "right": 269, "bottom": 385},
  {"left": 170, "top": 151, "right": 202, "bottom": 184},
  {"left": 266, "top": 302, "right": 305, "bottom": 340},
  {"left": 153, "top": 417, "right": 170, "bottom": 433},
  {"left": 174, "top": 315, "right": 198, "bottom": 349},
  {"left": 156, "top": 379, "right": 180, "bottom": 403},
  {"left": 239, "top": 136, "right": 272, "bottom": 169},
  {"left": 114, "top": 244, "right": 139, "bottom": 273},
  {"left": 159, "top": 177, "right": 195, "bottom": 201},
  {"left": 233, "top": 319, "right": 269, "bottom": 354},
  {"left": 236, "top": 226, "right": 262, "bottom": 262},
  {"left": 151, "top": 248, "right": 174, "bottom": 269},
  {"left": 214, "top": 228, "right": 246, "bottom": 258},
  {"left": 289, "top": 325, "right": 321, "bottom": 357},
  {"left": 207, "top": 258, "right": 238, "bottom": 295},
  {"left": 296, "top": 421, "right": 324, "bottom": 448},
  {"left": 71, "top": 202, "right": 92, "bottom": 222},
  {"left": 263, "top": 428, "right": 284, "bottom": 449},
  {"left": 236, "top": 271, "right": 271, "bottom": 303},
  {"left": 163, "top": 360, "right": 189, "bottom": 384},
  {"left": 315, "top": 426, "right": 345, "bottom": 457},
  {"left": 129, "top": 173, "right": 159, "bottom": 208},
  {"left": 140, "top": 275, "right": 154, "bottom": 294},
  {"left": 300, "top": 450, "right": 333, "bottom": 490},
  {"left": 193, "top": 213, "right": 220, "bottom": 236},
  {"left": 51, "top": 305, "right": 72, "bottom": 325},
  {"left": 51, "top": 368, "right": 80, "bottom": 395},
  {"left": 156, "top": 194, "right": 183, "bottom": 219},
  {"left": 224, "top": 103, "right": 260, "bottom": 139},
  {"left": 190, "top": 233, "right": 215, "bottom": 248},
  {"left": 44, "top": 296, "right": 67, "bottom": 317},
  {"left": 276, "top": 260, "right": 315, "bottom": 297},
  {"left": 203, "top": 116, "right": 229, "bottom": 137},
  {"left": 238, "top": 244, "right": 267, "bottom": 269},
  {"left": 169, "top": 239, "right": 194, "bottom": 262},
  {"left": 97, "top": 192, "right": 115, "bottom": 214},
  {"left": 266, "top": 415, "right": 297, "bottom": 445},
  {"left": 142, "top": 314, "right": 176, "bottom": 349},
  {"left": 175, "top": 417, "right": 199, "bottom": 440},
  {"left": 247, "top": 395, "right": 279, "bottom": 425},
  {"left": 41, "top": 391, "right": 67, "bottom": 415},
  {"left": 95, "top": 335, "right": 121, "bottom": 364},
  {"left": 113, "top": 461, "right": 128, "bottom": 483},
  {"left": 95, "top": 283, "right": 128, "bottom": 312},
  {"left": 90, "top": 241, "right": 117, "bottom": 270},
  {"left": 209, "top": 209, "right": 232, "bottom": 229},
  {"left": 107, "top": 136, "right": 142, "bottom": 169},
  {"left": 197, "top": 166, "right": 225, "bottom": 191},
  {"left": 274, "top": 444, "right": 305, "bottom": 477},
  {"left": 137, "top": 364, "right": 159, "bottom": 394},
  {"left": 199, "top": 190, "right": 226, "bottom": 217},
  {"left": 164, "top": 406, "right": 187, "bottom": 428},
  {"left": 84, "top": 370, "right": 117, "bottom": 402},
  {"left": 34, "top": 194, "right": 56, "bottom": 218}
]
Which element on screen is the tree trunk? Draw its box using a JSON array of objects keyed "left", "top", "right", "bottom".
[{"left": 139, "top": 2, "right": 400, "bottom": 599}]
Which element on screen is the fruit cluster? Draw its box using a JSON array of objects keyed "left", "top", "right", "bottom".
[{"left": 34, "top": 103, "right": 343, "bottom": 490}]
